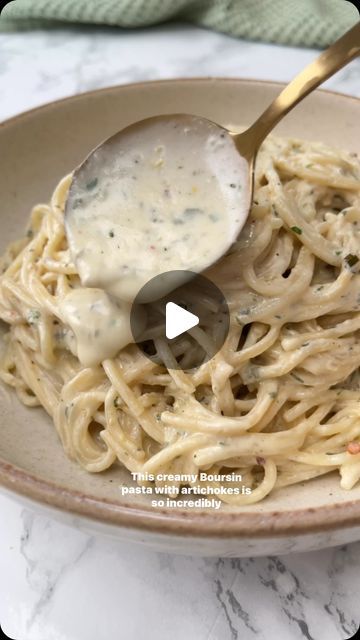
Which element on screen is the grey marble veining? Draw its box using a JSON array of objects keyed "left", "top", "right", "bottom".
[
  {"left": 1, "top": 24, "right": 360, "bottom": 123},
  {"left": 0, "top": 24, "right": 360, "bottom": 640},
  {"left": 0, "top": 494, "right": 359, "bottom": 640}
]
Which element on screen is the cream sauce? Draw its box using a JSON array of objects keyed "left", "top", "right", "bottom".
[
  {"left": 66, "top": 117, "right": 250, "bottom": 301},
  {"left": 64, "top": 117, "right": 250, "bottom": 364},
  {"left": 58, "top": 288, "right": 133, "bottom": 367}
]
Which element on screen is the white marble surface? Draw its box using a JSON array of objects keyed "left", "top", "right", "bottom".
[{"left": 0, "top": 23, "right": 360, "bottom": 640}]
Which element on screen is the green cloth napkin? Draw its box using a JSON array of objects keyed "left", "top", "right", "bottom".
[{"left": 0, "top": 0, "right": 358, "bottom": 48}]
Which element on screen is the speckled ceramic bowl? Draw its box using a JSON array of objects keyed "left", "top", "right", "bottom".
[{"left": 1, "top": 79, "right": 360, "bottom": 556}]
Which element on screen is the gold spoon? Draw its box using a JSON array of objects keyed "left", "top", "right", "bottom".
[
  {"left": 66, "top": 22, "right": 360, "bottom": 302},
  {"left": 232, "top": 20, "right": 360, "bottom": 191}
]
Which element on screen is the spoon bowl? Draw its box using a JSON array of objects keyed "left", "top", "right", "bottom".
[{"left": 65, "top": 113, "right": 251, "bottom": 302}]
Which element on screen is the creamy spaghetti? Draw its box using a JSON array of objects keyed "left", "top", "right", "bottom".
[{"left": 1, "top": 135, "right": 360, "bottom": 506}]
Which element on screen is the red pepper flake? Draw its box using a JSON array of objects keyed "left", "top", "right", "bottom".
[
  {"left": 347, "top": 442, "right": 360, "bottom": 455},
  {"left": 256, "top": 456, "right": 266, "bottom": 466},
  {"left": 149, "top": 245, "right": 155, "bottom": 250}
]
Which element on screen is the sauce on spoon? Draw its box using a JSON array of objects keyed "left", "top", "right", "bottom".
[
  {"left": 63, "top": 116, "right": 250, "bottom": 366},
  {"left": 65, "top": 116, "right": 250, "bottom": 302}
]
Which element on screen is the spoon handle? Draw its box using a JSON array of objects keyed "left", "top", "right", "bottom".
[{"left": 236, "top": 21, "right": 360, "bottom": 157}]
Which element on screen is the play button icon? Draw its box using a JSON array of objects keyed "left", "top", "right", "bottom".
[
  {"left": 165, "top": 302, "right": 199, "bottom": 339},
  {"left": 130, "top": 270, "right": 229, "bottom": 371}
]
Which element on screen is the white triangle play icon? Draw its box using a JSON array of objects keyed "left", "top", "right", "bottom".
[{"left": 165, "top": 302, "right": 199, "bottom": 340}]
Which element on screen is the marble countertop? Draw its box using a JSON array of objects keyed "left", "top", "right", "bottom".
[{"left": 0, "top": 23, "right": 360, "bottom": 640}]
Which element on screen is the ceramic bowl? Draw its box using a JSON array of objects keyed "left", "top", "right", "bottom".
[{"left": 1, "top": 79, "right": 360, "bottom": 556}]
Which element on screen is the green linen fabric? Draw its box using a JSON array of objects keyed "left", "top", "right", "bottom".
[{"left": 0, "top": 0, "right": 358, "bottom": 47}]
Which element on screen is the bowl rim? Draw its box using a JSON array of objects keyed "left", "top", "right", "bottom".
[
  {"left": 2, "top": 75, "right": 360, "bottom": 131},
  {"left": 1, "top": 76, "right": 360, "bottom": 538}
]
